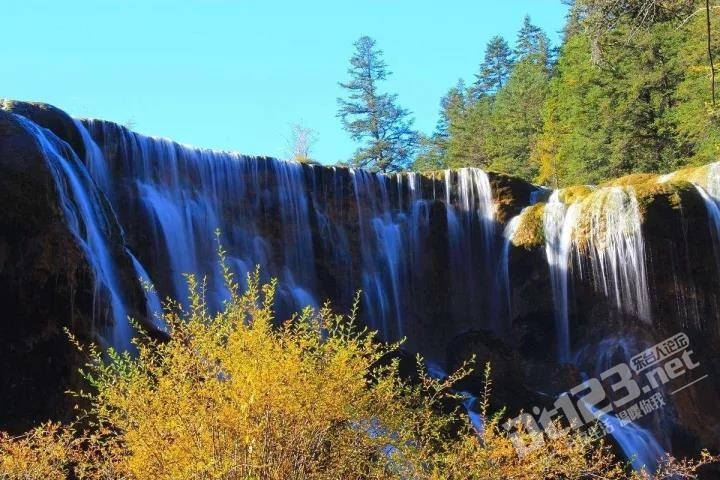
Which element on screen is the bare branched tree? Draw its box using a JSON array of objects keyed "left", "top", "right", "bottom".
[{"left": 286, "top": 122, "right": 318, "bottom": 163}]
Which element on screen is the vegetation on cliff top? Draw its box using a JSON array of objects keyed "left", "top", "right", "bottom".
[{"left": 410, "top": 1, "right": 720, "bottom": 187}]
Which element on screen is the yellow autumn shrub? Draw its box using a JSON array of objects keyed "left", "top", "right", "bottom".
[{"left": 0, "top": 248, "right": 717, "bottom": 479}]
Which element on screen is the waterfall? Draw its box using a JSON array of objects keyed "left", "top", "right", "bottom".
[
  {"left": 708, "top": 162, "right": 720, "bottom": 197},
  {"left": 544, "top": 191, "right": 581, "bottom": 362},
  {"left": 10, "top": 106, "right": 720, "bottom": 471},
  {"left": 541, "top": 186, "right": 651, "bottom": 360},
  {"left": 578, "top": 398, "right": 663, "bottom": 473},
  {"left": 12, "top": 115, "right": 134, "bottom": 350},
  {"left": 580, "top": 187, "right": 651, "bottom": 323},
  {"left": 695, "top": 186, "right": 720, "bottom": 277},
  {"left": 690, "top": 163, "right": 720, "bottom": 332},
  {"left": 575, "top": 336, "right": 665, "bottom": 474},
  {"left": 351, "top": 169, "right": 408, "bottom": 339},
  {"left": 699, "top": 162, "right": 720, "bottom": 271},
  {"left": 76, "top": 121, "right": 501, "bottom": 346},
  {"left": 83, "top": 119, "right": 319, "bottom": 318},
  {"left": 606, "top": 416, "right": 663, "bottom": 473},
  {"left": 443, "top": 168, "right": 498, "bottom": 333},
  {"left": 499, "top": 213, "right": 521, "bottom": 321},
  {"left": 127, "top": 250, "right": 165, "bottom": 331},
  {"left": 12, "top": 113, "right": 656, "bottom": 366},
  {"left": 426, "top": 362, "right": 484, "bottom": 435}
]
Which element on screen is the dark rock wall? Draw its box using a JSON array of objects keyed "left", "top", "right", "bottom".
[{"left": 0, "top": 109, "right": 94, "bottom": 431}]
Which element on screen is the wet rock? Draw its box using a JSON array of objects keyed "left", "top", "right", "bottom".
[
  {"left": 0, "top": 110, "right": 94, "bottom": 432},
  {"left": 0, "top": 99, "right": 86, "bottom": 160}
]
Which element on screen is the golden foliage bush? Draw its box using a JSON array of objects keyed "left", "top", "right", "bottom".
[{"left": 0, "top": 252, "right": 716, "bottom": 479}]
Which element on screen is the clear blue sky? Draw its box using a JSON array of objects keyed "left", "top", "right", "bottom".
[{"left": 2, "top": 1, "right": 568, "bottom": 163}]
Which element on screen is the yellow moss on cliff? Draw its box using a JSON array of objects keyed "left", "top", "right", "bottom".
[
  {"left": 633, "top": 180, "right": 694, "bottom": 212},
  {"left": 600, "top": 173, "right": 660, "bottom": 187},
  {"left": 665, "top": 164, "right": 711, "bottom": 186},
  {"left": 559, "top": 185, "right": 594, "bottom": 205},
  {"left": 572, "top": 178, "right": 697, "bottom": 253},
  {"left": 511, "top": 203, "right": 546, "bottom": 250}
]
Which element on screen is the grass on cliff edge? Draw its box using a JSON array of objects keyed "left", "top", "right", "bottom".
[{"left": 0, "top": 253, "right": 717, "bottom": 478}]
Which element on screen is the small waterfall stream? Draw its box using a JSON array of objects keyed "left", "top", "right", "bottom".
[
  {"left": 499, "top": 213, "right": 522, "bottom": 321},
  {"left": 574, "top": 336, "right": 666, "bottom": 473},
  {"left": 13, "top": 115, "right": 133, "bottom": 349},
  {"left": 696, "top": 163, "right": 720, "bottom": 276},
  {"left": 580, "top": 187, "right": 651, "bottom": 323},
  {"left": 543, "top": 191, "right": 581, "bottom": 362}
]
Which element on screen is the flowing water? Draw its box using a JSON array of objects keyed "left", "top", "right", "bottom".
[
  {"left": 700, "top": 163, "right": 720, "bottom": 269},
  {"left": 579, "top": 187, "right": 651, "bottom": 323},
  {"left": 79, "top": 120, "right": 500, "bottom": 346},
  {"left": 580, "top": 398, "right": 663, "bottom": 473},
  {"left": 499, "top": 213, "right": 522, "bottom": 322},
  {"left": 13, "top": 115, "right": 133, "bottom": 350},
  {"left": 544, "top": 191, "right": 581, "bottom": 362},
  {"left": 575, "top": 335, "right": 666, "bottom": 474}
]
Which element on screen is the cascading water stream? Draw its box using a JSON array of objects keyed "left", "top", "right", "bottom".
[
  {"left": 13, "top": 115, "right": 133, "bottom": 350},
  {"left": 580, "top": 187, "right": 651, "bottom": 323},
  {"left": 78, "top": 121, "right": 504, "bottom": 347},
  {"left": 351, "top": 169, "right": 407, "bottom": 339},
  {"left": 443, "top": 168, "right": 498, "bottom": 332},
  {"left": 499, "top": 212, "right": 522, "bottom": 323},
  {"left": 695, "top": 186, "right": 720, "bottom": 275},
  {"left": 708, "top": 162, "right": 720, "bottom": 197},
  {"left": 696, "top": 163, "right": 720, "bottom": 277},
  {"left": 580, "top": 398, "right": 663, "bottom": 473},
  {"left": 83, "top": 119, "right": 319, "bottom": 318},
  {"left": 426, "top": 362, "right": 484, "bottom": 434},
  {"left": 574, "top": 336, "right": 666, "bottom": 474},
  {"left": 542, "top": 186, "right": 651, "bottom": 361},
  {"left": 127, "top": 250, "right": 165, "bottom": 330},
  {"left": 544, "top": 191, "right": 581, "bottom": 362}
]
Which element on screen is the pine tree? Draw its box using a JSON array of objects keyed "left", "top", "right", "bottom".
[
  {"left": 535, "top": 1, "right": 720, "bottom": 187},
  {"left": 515, "top": 15, "right": 551, "bottom": 66},
  {"left": 472, "top": 36, "right": 514, "bottom": 98},
  {"left": 485, "top": 57, "right": 549, "bottom": 180},
  {"left": 337, "top": 36, "right": 419, "bottom": 172},
  {"left": 437, "top": 80, "right": 467, "bottom": 138},
  {"left": 414, "top": 80, "right": 467, "bottom": 170}
]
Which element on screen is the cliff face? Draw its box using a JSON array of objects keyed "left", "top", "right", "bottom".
[
  {"left": 0, "top": 103, "right": 149, "bottom": 431},
  {"left": 1, "top": 100, "right": 719, "bottom": 459},
  {"left": 0, "top": 107, "right": 97, "bottom": 431},
  {"left": 501, "top": 176, "right": 720, "bottom": 453}
]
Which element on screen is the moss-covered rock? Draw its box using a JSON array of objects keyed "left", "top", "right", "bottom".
[
  {"left": 487, "top": 171, "right": 538, "bottom": 224},
  {"left": 511, "top": 203, "right": 546, "bottom": 250},
  {"left": 663, "top": 163, "right": 710, "bottom": 185},
  {"left": 572, "top": 178, "right": 701, "bottom": 253},
  {"left": 600, "top": 172, "right": 660, "bottom": 187},
  {"left": 558, "top": 185, "right": 593, "bottom": 204},
  {"left": 634, "top": 179, "right": 696, "bottom": 214}
]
